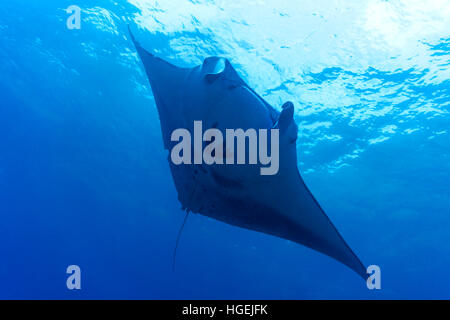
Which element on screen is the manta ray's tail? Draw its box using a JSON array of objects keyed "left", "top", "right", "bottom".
[{"left": 172, "top": 210, "right": 190, "bottom": 272}]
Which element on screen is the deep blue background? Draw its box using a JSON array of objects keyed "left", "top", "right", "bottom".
[{"left": 0, "top": 0, "right": 449, "bottom": 299}]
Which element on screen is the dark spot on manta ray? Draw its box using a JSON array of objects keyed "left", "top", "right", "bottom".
[{"left": 211, "top": 169, "right": 243, "bottom": 189}]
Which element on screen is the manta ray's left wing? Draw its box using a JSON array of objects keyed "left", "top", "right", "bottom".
[{"left": 129, "top": 26, "right": 192, "bottom": 149}]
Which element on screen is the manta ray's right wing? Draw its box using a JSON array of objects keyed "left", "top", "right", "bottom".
[{"left": 263, "top": 104, "right": 367, "bottom": 279}]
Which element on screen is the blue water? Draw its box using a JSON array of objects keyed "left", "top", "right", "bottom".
[{"left": 1, "top": 0, "right": 449, "bottom": 299}]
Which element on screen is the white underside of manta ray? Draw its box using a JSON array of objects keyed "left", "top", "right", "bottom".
[{"left": 128, "top": 27, "right": 367, "bottom": 280}]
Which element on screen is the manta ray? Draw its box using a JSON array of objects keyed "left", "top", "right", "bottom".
[{"left": 129, "top": 27, "right": 367, "bottom": 280}]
